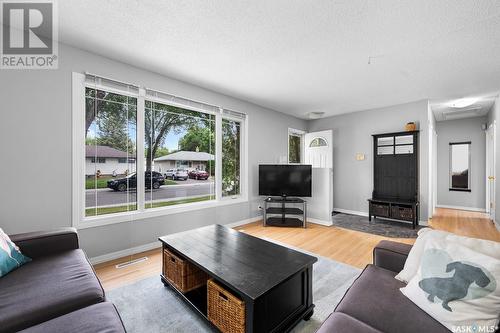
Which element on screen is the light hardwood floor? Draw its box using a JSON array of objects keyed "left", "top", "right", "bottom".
[{"left": 93, "top": 208, "right": 500, "bottom": 290}]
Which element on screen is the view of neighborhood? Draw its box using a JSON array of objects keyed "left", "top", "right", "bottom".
[{"left": 85, "top": 88, "right": 241, "bottom": 217}]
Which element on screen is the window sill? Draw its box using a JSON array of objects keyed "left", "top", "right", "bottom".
[
  {"left": 449, "top": 188, "right": 472, "bottom": 192},
  {"left": 76, "top": 196, "right": 248, "bottom": 230}
]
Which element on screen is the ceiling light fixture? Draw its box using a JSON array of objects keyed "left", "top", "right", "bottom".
[
  {"left": 308, "top": 112, "right": 325, "bottom": 119},
  {"left": 447, "top": 97, "right": 479, "bottom": 108}
]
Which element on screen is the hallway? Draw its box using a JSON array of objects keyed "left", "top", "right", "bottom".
[{"left": 428, "top": 207, "right": 500, "bottom": 242}]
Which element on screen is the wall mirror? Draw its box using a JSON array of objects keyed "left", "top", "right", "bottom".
[{"left": 449, "top": 142, "right": 471, "bottom": 191}]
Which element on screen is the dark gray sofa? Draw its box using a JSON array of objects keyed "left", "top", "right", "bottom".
[
  {"left": 317, "top": 240, "right": 449, "bottom": 333},
  {"left": 0, "top": 228, "right": 126, "bottom": 333}
]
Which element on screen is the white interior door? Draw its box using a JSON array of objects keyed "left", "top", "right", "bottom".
[
  {"left": 304, "top": 130, "right": 333, "bottom": 168},
  {"left": 486, "top": 122, "right": 496, "bottom": 221}
]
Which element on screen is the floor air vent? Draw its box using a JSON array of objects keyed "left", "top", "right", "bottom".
[{"left": 115, "top": 257, "right": 148, "bottom": 269}]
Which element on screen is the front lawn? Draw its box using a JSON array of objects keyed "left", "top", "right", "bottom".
[
  {"left": 85, "top": 203, "right": 138, "bottom": 216},
  {"left": 145, "top": 195, "right": 215, "bottom": 209},
  {"left": 85, "top": 176, "right": 114, "bottom": 189},
  {"left": 85, "top": 195, "right": 214, "bottom": 216}
]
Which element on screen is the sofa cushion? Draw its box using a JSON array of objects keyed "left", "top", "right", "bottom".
[
  {"left": 316, "top": 312, "right": 382, "bottom": 333},
  {"left": 0, "top": 228, "right": 31, "bottom": 277},
  {"left": 0, "top": 249, "right": 105, "bottom": 332},
  {"left": 19, "top": 302, "right": 126, "bottom": 333},
  {"left": 335, "top": 264, "right": 448, "bottom": 333}
]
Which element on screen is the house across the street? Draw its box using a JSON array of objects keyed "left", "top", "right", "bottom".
[
  {"left": 85, "top": 145, "right": 136, "bottom": 176},
  {"left": 154, "top": 151, "right": 214, "bottom": 173}
]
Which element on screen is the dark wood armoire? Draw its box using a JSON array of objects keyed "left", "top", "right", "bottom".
[{"left": 368, "top": 130, "right": 419, "bottom": 228}]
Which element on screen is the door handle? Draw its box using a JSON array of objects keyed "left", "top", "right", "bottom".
[{"left": 488, "top": 176, "right": 495, "bottom": 180}]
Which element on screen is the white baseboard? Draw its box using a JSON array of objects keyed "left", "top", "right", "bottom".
[
  {"left": 224, "top": 216, "right": 262, "bottom": 228},
  {"left": 89, "top": 241, "right": 160, "bottom": 265},
  {"left": 333, "top": 208, "right": 368, "bottom": 217},
  {"left": 307, "top": 217, "right": 333, "bottom": 226},
  {"left": 436, "top": 204, "right": 486, "bottom": 213}
]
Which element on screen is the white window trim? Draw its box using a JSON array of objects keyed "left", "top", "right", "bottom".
[
  {"left": 72, "top": 72, "right": 248, "bottom": 229},
  {"left": 221, "top": 113, "right": 247, "bottom": 200},
  {"left": 288, "top": 128, "right": 306, "bottom": 164}
]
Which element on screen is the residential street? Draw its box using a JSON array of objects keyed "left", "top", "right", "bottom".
[{"left": 86, "top": 180, "right": 214, "bottom": 207}]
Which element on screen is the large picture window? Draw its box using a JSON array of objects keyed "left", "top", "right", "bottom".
[
  {"left": 73, "top": 73, "right": 247, "bottom": 227},
  {"left": 145, "top": 100, "right": 216, "bottom": 208},
  {"left": 85, "top": 87, "right": 137, "bottom": 217},
  {"left": 449, "top": 142, "right": 471, "bottom": 191}
]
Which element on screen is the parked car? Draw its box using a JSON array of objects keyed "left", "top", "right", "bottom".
[
  {"left": 188, "top": 170, "right": 210, "bottom": 180},
  {"left": 164, "top": 169, "right": 188, "bottom": 181},
  {"left": 107, "top": 172, "right": 165, "bottom": 191}
]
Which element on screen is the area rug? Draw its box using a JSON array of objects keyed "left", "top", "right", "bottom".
[
  {"left": 332, "top": 212, "right": 423, "bottom": 238},
  {"left": 107, "top": 241, "right": 361, "bottom": 333}
]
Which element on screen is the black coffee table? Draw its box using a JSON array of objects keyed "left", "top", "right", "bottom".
[{"left": 159, "top": 224, "right": 317, "bottom": 333}]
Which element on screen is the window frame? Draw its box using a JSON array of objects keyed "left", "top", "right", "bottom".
[
  {"left": 221, "top": 115, "right": 245, "bottom": 199},
  {"left": 72, "top": 73, "right": 248, "bottom": 229},
  {"left": 288, "top": 128, "right": 305, "bottom": 164},
  {"left": 449, "top": 141, "right": 472, "bottom": 192}
]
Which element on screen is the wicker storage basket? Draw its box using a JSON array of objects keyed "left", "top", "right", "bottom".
[
  {"left": 391, "top": 206, "right": 413, "bottom": 221},
  {"left": 372, "top": 203, "right": 389, "bottom": 217},
  {"left": 163, "top": 249, "right": 208, "bottom": 293},
  {"left": 207, "top": 279, "right": 245, "bottom": 333}
]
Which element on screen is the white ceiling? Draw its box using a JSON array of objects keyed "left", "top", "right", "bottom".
[{"left": 59, "top": 0, "right": 500, "bottom": 119}]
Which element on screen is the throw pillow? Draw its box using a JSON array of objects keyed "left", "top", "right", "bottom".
[
  {"left": 395, "top": 228, "right": 500, "bottom": 283},
  {"left": 395, "top": 228, "right": 449, "bottom": 282},
  {"left": 400, "top": 238, "right": 500, "bottom": 332},
  {"left": 0, "top": 228, "right": 31, "bottom": 277}
]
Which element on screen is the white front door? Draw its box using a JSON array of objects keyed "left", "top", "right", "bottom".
[
  {"left": 304, "top": 130, "right": 333, "bottom": 168},
  {"left": 486, "top": 122, "right": 496, "bottom": 221}
]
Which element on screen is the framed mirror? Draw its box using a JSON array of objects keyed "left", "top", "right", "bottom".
[{"left": 449, "top": 142, "right": 471, "bottom": 191}]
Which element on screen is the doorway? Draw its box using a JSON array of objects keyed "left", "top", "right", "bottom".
[{"left": 304, "top": 130, "right": 333, "bottom": 168}]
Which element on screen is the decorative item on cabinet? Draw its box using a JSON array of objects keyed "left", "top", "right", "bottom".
[{"left": 405, "top": 122, "right": 417, "bottom": 131}]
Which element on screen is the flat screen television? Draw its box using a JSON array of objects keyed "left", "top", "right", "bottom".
[{"left": 259, "top": 164, "right": 312, "bottom": 197}]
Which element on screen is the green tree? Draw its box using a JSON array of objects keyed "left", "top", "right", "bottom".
[
  {"left": 85, "top": 137, "right": 97, "bottom": 146},
  {"left": 288, "top": 135, "right": 301, "bottom": 163},
  {"left": 178, "top": 124, "right": 215, "bottom": 153},
  {"left": 85, "top": 89, "right": 136, "bottom": 154},
  {"left": 144, "top": 146, "right": 170, "bottom": 160},
  {"left": 144, "top": 102, "right": 209, "bottom": 171},
  {"left": 96, "top": 106, "right": 136, "bottom": 152}
]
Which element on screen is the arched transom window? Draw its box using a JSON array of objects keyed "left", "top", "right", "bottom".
[{"left": 309, "top": 137, "right": 328, "bottom": 147}]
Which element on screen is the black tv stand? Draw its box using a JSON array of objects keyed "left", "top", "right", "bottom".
[{"left": 263, "top": 197, "right": 307, "bottom": 228}]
